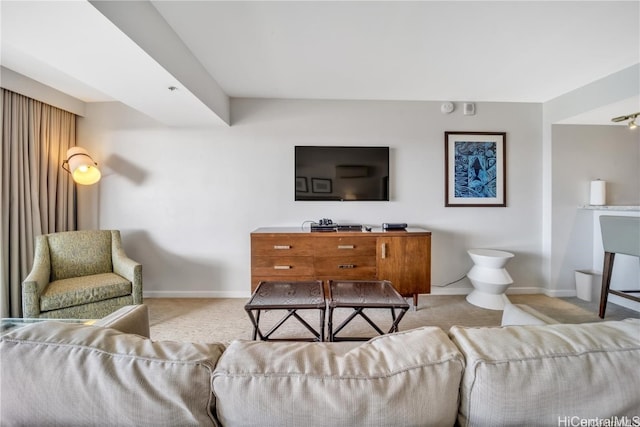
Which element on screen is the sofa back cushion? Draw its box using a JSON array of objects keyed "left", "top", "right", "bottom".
[
  {"left": 46, "top": 230, "right": 113, "bottom": 281},
  {"left": 450, "top": 319, "right": 640, "bottom": 427},
  {"left": 0, "top": 322, "right": 225, "bottom": 427},
  {"left": 212, "top": 326, "right": 464, "bottom": 427}
]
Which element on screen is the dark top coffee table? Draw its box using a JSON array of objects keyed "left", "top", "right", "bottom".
[
  {"left": 244, "top": 280, "right": 326, "bottom": 341},
  {"left": 327, "top": 280, "right": 410, "bottom": 341}
]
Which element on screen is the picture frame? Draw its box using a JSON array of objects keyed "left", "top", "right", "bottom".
[
  {"left": 295, "top": 176, "right": 308, "bottom": 193},
  {"left": 444, "top": 131, "right": 506, "bottom": 207},
  {"left": 311, "top": 178, "right": 332, "bottom": 193}
]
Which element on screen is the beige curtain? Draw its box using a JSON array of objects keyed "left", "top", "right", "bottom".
[{"left": 0, "top": 88, "right": 76, "bottom": 317}]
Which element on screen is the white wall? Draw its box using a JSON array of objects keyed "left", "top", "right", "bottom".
[
  {"left": 551, "top": 125, "right": 640, "bottom": 295},
  {"left": 542, "top": 65, "right": 640, "bottom": 299},
  {"left": 77, "top": 98, "right": 543, "bottom": 297}
]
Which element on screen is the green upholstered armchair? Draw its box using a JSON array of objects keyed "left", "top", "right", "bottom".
[{"left": 22, "top": 230, "right": 142, "bottom": 319}]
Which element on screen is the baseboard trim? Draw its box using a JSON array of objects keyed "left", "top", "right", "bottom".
[
  {"left": 429, "top": 287, "right": 471, "bottom": 296},
  {"left": 542, "top": 289, "right": 578, "bottom": 298},
  {"left": 143, "top": 290, "right": 251, "bottom": 299},
  {"left": 430, "top": 286, "right": 544, "bottom": 296}
]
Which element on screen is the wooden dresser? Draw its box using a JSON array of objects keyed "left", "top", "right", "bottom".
[{"left": 250, "top": 227, "right": 431, "bottom": 306}]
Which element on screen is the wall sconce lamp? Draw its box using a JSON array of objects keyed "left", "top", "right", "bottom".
[
  {"left": 62, "top": 147, "right": 101, "bottom": 185},
  {"left": 611, "top": 112, "right": 639, "bottom": 129}
]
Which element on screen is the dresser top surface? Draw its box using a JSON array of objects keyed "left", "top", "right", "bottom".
[{"left": 251, "top": 226, "right": 431, "bottom": 236}]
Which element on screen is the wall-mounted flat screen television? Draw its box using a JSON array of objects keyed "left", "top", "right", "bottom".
[{"left": 295, "top": 146, "right": 389, "bottom": 201}]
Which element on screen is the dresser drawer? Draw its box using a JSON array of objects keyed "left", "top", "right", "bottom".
[
  {"left": 314, "top": 256, "right": 376, "bottom": 278},
  {"left": 252, "top": 256, "right": 314, "bottom": 276},
  {"left": 252, "top": 236, "right": 313, "bottom": 256},
  {"left": 313, "top": 236, "right": 377, "bottom": 257}
]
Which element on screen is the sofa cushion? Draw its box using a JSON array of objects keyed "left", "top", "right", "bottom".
[
  {"left": 212, "top": 326, "right": 464, "bottom": 427},
  {"left": 450, "top": 319, "right": 640, "bottom": 427},
  {"left": 0, "top": 322, "right": 225, "bottom": 427},
  {"left": 40, "top": 272, "right": 131, "bottom": 311}
]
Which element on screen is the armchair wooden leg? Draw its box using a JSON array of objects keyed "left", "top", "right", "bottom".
[{"left": 599, "top": 252, "right": 615, "bottom": 319}]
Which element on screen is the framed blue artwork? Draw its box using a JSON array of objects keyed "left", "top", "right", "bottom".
[{"left": 445, "top": 132, "right": 506, "bottom": 207}]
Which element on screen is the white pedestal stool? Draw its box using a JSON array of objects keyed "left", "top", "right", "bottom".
[{"left": 466, "top": 249, "right": 514, "bottom": 310}]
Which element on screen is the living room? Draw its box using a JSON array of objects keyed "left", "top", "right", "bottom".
[
  {"left": 3, "top": 1, "right": 638, "bottom": 311},
  {"left": 2, "top": 2, "right": 640, "bottom": 425}
]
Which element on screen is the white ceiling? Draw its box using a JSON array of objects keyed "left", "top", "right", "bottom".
[{"left": 1, "top": 1, "right": 639, "bottom": 126}]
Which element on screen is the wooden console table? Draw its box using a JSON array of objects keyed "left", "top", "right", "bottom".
[{"left": 250, "top": 227, "right": 431, "bottom": 306}]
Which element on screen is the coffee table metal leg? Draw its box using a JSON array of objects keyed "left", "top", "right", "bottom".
[
  {"left": 389, "top": 308, "right": 409, "bottom": 333},
  {"left": 290, "top": 310, "right": 323, "bottom": 340},
  {"left": 245, "top": 309, "right": 261, "bottom": 340},
  {"left": 330, "top": 306, "right": 410, "bottom": 340},
  {"left": 328, "top": 306, "right": 334, "bottom": 341},
  {"left": 331, "top": 307, "right": 359, "bottom": 339},
  {"left": 263, "top": 309, "right": 296, "bottom": 339},
  {"left": 249, "top": 309, "right": 324, "bottom": 341},
  {"left": 356, "top": 309, "right": 385, "bottom": 335},
  {"left": 331, "top": 307, "right": 387, "bottom": 341}
]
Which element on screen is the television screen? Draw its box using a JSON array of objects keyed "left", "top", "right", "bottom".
[{"left": 295, "top": 146, "right": 389, "bottom": 201}]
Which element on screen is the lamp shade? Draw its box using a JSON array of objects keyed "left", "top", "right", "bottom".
[{"left": 64, "top": 147, "right": 101, "bottom": 185}]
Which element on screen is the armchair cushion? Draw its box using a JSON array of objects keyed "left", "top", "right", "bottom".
[
  {"left": 40, "top": 273, "right": 131, "bottom": 312},
  {"left": 48, "top": 230, "right": 113, "bottom": 281}
]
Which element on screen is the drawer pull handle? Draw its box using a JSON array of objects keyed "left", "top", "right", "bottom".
[
  {"left": 273, "top": 245, "right": 291, "bottom": 250},
  {"left": 338, "top": 264, "right": 355, "bottom": 269},
  {"left": 273, "top": 265, "right": 291, "bottom": 270},
  {"left": 337, "top": 245, "right": 355, "bottom": 249},
  {"left": 381, "top": 243, "right": 386, "bottom": 259}
]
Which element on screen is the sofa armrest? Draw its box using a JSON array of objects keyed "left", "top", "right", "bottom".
[
  {"left": 94, "top": 305, "right": 150, "bottom": 338},
  {"left": 451, "top": 319, "right": 640, "bottom": 427},
  {"left": 501, "top": 303, "right": 559, "bottom": 326},
  {"left": 21, "top": 236, "right": 52, "bottom": 317},
  {"left": 0, "top": 321, "right": 223, "bottom": 427}
]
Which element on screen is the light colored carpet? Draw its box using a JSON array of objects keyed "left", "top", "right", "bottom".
[{"left": 146, "top": 294, "right": 639, "bottom": 344}]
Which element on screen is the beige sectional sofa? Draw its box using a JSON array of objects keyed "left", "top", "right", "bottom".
[{"left": 1, "top": 304, "right": 639, "bottom": 427}]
